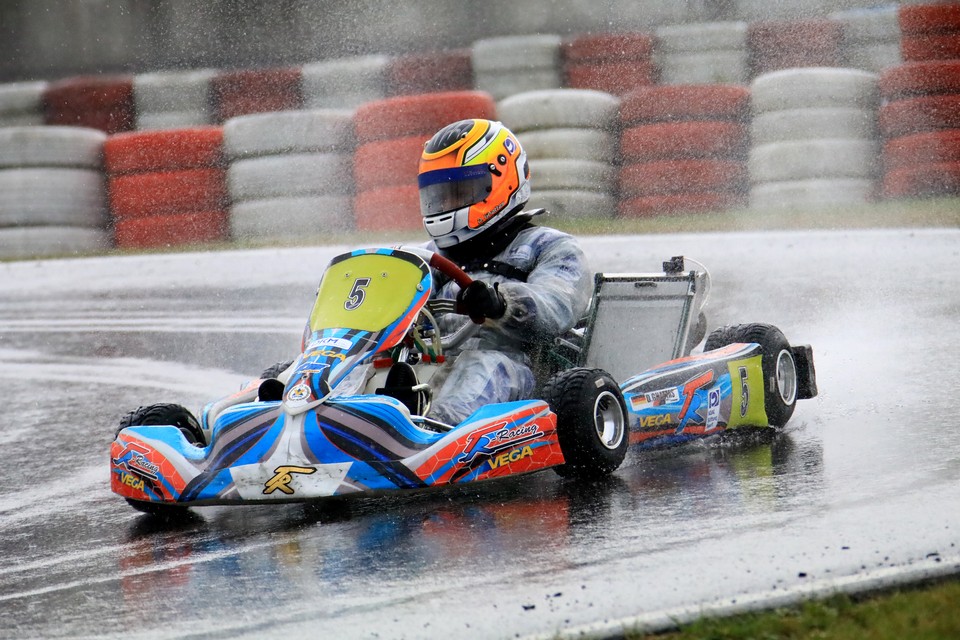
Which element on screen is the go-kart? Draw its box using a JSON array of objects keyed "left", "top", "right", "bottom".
[{"left": 110, "top": 247, "right": 817, "bottom": 516}]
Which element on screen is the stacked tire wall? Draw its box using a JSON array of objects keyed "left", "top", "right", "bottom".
[
  {"left": 830, "top": 5, "right": 903, "bottom": 73},
  {"left": 224, "top": 110, "right": 356, "bottom": 242},
  {"left": 104, "top": 127, "right": 229, "bottom": 249},
  {"left": 0, "top": 126, "right": 110, "bottom": 259},
  {"left": 0, "top": 81, "right": 47, "bottom": 126},
  {"left": 749, "top": 68, "right": 880, "bottom": 209},
  {"left": 561, "top": 33, "right": 656, "bottom": 95},
  {"left": 302, "top": 56, "right": 390, "bottom": 110},
  {"left": 2, "top": 1, "right": 959, "bottom": 259},
  {"left": 472, "top": 35, "right": 563, "bottom": 101},
  {"left": 498, "top": 89, "right": 621, "bottom": 220},
  {"left": 655, "top": 22, "right": 750, "bottom": 84},
  {"left": 133, "top": 69, "right": 216, "bottom": 130},
  {"left": 42, "top": 75, "right": 135, "bottom": 134},
  {"left": 877, "top": 4, "right": 960, "bottom": 200},
  {"left": 352, "top": 91, "right": 498, "bottom": 232},
  {"left": 618, "top": 85, "right": 750, "bottom": 217}
]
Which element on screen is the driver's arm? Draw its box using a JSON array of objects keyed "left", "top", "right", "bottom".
[{"left": 493, "top": 231, "right": 591, "bottom": 342}]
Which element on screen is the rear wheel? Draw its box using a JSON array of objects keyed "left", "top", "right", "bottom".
[
  {"left": 542, "top": 368, "right": 629, "bottom": 479},
  {"left": 704, "top": 323, "right": 798, "bottom": 426},
  {"left": 116, "top": 403, "right": 203, "bottom": 517}
]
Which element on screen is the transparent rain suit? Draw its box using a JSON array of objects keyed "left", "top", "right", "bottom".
[{"left": 424, "top": 224, "right": 591, "bottom": 424}]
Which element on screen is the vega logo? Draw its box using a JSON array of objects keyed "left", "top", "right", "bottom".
[
  {"left": 487, "top": 445, "right": 533, "bottom": 470},
  {"left": 639, "top": 414, "right": 672, "bottom": 428}
]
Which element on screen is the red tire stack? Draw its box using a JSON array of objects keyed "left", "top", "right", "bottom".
[
  {"left": 561, "top": 33, "right": 656, "bottom": 95},
  {"left": 899, "top": 3, "right": 960, "bottom": 62},
  {"left": 618, "top": 85, "right": 750, "bottom": 218},
  {"left": 104, "top": 127, "right": 229, "bottom": 248},
  {"left": 386, "top": 50, "right": 473, "bottom": 97},
  {"left": 210, "top": 67, "right": 303, "bottom": 123},
  {"left": 351, "top": 91, "right": 497, "bottom": 232},
  {"left": 747, "top": 19, "right": 843, "bottom": 77},
  {"left": 879, "top": 60, "right": 960, "bottom": 199},
  {"left": 42, "top": 75, "right": 135, "bottom": 134}
]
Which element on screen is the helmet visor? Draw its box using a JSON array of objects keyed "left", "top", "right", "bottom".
[{"left": 418, "top": 165, "right": 492, "bottom": 216}]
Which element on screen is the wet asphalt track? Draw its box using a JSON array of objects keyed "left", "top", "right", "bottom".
[{"left": 1, "top": 228, "right": 959, "bottom": 639}]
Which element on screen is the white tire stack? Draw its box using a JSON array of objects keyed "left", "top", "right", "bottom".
[
  {"left": 301, "top": 55, "right": 389, "bottom": 110},
  {"left": 655, "top": 22, "right": 750, "bottom": 85},
  {"left": 497, "top": 89, "right": 620, "bottom": 219},
  {"left": 224, "top": 109, "right": 356, "bottom": 242},
  {"left": 749, "top": 68, "right": 881, "bottom": 210},
  {"left": 133, "top": 69, "right": 216, "bottom": 130},
  {"left": 0, "top": 81, "right": 47, "bottom": 127},
  {"left": 0, "top": 126, "right": 110, "bottom": 259},
  {"left": 830, "top": 6, "right": 903, "bottom": 73},
  {"left": 472, "top": 35, "right": 562, "bottom": 101}
]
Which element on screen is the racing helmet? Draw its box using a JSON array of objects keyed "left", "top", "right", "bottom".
[{"left": 417, "top": 119, "right": 530, "bottom": 249}]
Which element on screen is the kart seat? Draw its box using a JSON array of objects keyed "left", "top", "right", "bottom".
[{"left": 375, "top": 362, "right": 431, "bottom": 416}]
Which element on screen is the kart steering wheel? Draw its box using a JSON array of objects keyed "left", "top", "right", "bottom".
[{"left": 421, "top": 250, "right": 473, "bottom": 290}]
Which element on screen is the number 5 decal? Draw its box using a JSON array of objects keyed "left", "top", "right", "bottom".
[
  {"left": 344, "top": 277, "right": 371, "bottom": 310},
  {"left": 738, "top": 366, "right": 749, "bottom": 417}
]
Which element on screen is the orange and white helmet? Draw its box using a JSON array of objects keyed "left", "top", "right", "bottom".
[{"left": 418, "top": 119, "right": 530, "bottom": 249}]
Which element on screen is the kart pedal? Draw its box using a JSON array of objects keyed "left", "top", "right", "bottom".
[{"left": 376, "top": 362, "right": 429, "bottom": 415}]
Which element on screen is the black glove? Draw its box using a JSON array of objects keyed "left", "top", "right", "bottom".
[{"left": 457, "top": 281, "right": 506, "bottom": 324}]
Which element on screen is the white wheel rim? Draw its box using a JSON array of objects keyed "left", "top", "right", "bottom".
[
  {"left": 775, "top": 349, "right": 798, "bottom": 405},
  {"left": 593, "top": 390, "right": 625, "bottom": 450}
]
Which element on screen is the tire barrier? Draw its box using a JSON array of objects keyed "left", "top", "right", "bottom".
[
  {"left": 105, "top": 127, "right": 229, "bottom": 248},
  {"left": 472, "top": 35, "right": 562, "bottom": 101},
  {"left": 619, "top": 84, "right": 749, "bottom": 217},
  {"left": 655, "top": 22, "right": 749, "bottom": 85},
  {"left": 898, "top": 3, "right": 960, "bottom": 62},
  {"left": 499, "top": 89, "right": 620, "bottom": 219},
  {"left": 301, "top": 55, "right": 389, "bottom": 110},
  {"left": 747, "top": 19, "right": 843, "bottom": 77},
  {"left": 6, "top": 9, "right": 960, "bottom": 253},
  {"left": 879, "top": 58, "right": 960, "bottom": 199},
  {"left": 749, "top": 68, "right": 880, "bottom": 210},
  {"left": 210, "top": 67, "right": 303, "bottom": 123},
  {"left": 42, "top": 75, "right": 135, "bottom": 134},
  {"left": 0, "top": 126, "right": 110, "bottom": 259},
  {"left": 223, "top": 109, "right": 356, "bottom": 241},
  {"left": 0, "top": 81, "right": 47, "bottom": 127},
  {"left": 353, "top": 90, "right": 497, "bottom": 144},
  {"left": 352, "top": 91, "right": 496, "bottom": 231},
  {"left": 561, "top": 33, "right": 656, "bottom": 95},
  {"left": 133, "top": 69, "right": 216, "bottom": 130},
  {"left": 386, "top": 49, "right": 473, "bottom": 97},
  {"left": 830, "top": 6, "right": 902, "bottom": 73}
]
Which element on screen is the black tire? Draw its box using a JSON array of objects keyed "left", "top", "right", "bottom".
[
  {"left": 703, "top": 323, "right": 798, "bottom": 426},
  {"left": 116, "top": 403, "right": 204, "bottom": 518},
  {"left": 542, "top": 368, "right": 629, "bottom": 479},
  {"left": 259, "top": 359, "right": 294, "bottom": 380}
]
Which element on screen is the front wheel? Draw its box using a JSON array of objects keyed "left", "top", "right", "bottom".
[
  {"left": 704, "top": 323, "right": 798, "bottom": 426},
  {"left": 116, "top": 403, "right": 203, "bottom": 518},
  {"left": 542, "top": 368, "right": 629, "bottom": 479}
]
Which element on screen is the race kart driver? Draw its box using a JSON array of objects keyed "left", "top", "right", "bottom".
[{"left": 415, "top": 118, "right": 592, "bottom": 425}]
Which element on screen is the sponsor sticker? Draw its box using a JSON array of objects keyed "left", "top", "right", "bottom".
[
  {"left": 707, "top": 387, "right": 721, "bottom": 431},
  {"left": 315, "top": 337, "right": 352, "bottom": 351},
  {"left": 287, "top": 383, "right": 311, "bottom": 406}
]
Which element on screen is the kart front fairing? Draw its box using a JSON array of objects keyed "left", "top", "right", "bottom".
[{"left": 110, "top": 248, "right": 563, "bottom": 507}]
